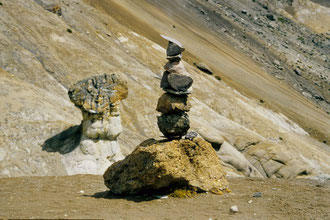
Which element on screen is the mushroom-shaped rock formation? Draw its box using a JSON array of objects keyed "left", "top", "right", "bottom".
[
  {"left": 68, "top": 74, "right": 128, "bottom": 140},
  {"left": 62, "top": 73, "right": 128, "bottom": 175}
]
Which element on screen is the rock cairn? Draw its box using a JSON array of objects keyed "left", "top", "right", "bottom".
[
  {"left": 156, "top": 35, "right": 193, "bottom": 139},
  {"left": 66, "top": 73, "right": 128, "bottom": 174}
]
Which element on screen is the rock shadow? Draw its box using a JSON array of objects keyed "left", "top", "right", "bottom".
[
  {"left": 42, "top": 124, "right": 82, "bottom": 154},
  {"left": 87, "top": 190, "right": 159, "bottom": 202}
]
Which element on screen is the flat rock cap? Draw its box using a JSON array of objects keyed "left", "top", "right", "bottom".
[
  {"left": 68, "top": 73, "right": 128, "bottom": 114},
  {"left": 161, "top": 34, "right": 185, "bottom": 56}
]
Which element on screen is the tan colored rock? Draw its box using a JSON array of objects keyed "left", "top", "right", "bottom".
[
  {"left": 103, "top": 138, "right": 229, "bottom": 195},
  {"left": 156, "top": 93, "right": 191, "bottom": 114}
]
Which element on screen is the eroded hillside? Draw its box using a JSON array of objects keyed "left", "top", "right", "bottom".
[{"left": 0, "top": 0, "right": 329, "bottom": 178}]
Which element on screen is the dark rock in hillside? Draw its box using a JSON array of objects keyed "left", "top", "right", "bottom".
[
  {"left": 194, "top": 62, "right": 213, "bottom": 75},
  {"left": 266, "top": 14, "right": 275, "bottom": 21},
  {"left": 294, "top": 69, "right": 302, "bottom": 76}
]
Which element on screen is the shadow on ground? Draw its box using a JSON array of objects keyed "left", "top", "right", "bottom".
[
  {"left": 42, "top": 124, "right": 82, "bottom": 154},
  {"left": 87, "top": 190, "right": 160, "bottom": 202}
]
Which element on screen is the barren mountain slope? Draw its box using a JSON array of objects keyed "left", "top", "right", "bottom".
[
  {"left": 89, "top": 0, "right": 330, "bottom": 141},
  {"left": 0, "top": 0, "right": 329, "bottom": 178}
]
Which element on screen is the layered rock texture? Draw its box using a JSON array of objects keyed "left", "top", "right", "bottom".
[
  {"left": 0, "top": 0, "right": 329, "bottom": 178},
  {"left": 43, "top": 74, "right": 128, "bottom": 175},
  {"left": 104, "top": 138, "right": 229, "bottom": 195}
]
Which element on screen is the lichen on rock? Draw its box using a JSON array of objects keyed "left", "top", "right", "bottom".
[
  {"left": 68, "top": 73, "right": 128, "bottom": 115},
  {"left": 103, "top": 138, "right": 229, "bottom": 195},
  {"left": 59, "top": 73, "right": 128, "bottom": 175}
]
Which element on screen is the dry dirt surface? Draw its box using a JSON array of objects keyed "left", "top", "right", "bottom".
[{"left": 0, "top": 175, "right": 329, "bottom": 219}]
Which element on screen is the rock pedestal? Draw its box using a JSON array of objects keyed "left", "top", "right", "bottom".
[
  {"left": 64, "top": 73, "right": 128, "bottom": 174},
  {"left": 103, "top": 138, "right": 229, "bottom": 195},
  {"left": 157, "top": 35, "right": 193, "bottom": 139}
]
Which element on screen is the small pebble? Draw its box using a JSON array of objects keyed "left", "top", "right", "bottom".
[
  {"left": 253, "top": 192, "right": 262, "bottom": 198},
  {"left": 79, "top": 190, "right": 84, "bottom": 193},
  {"left": 230, "top": 205, "right": 238, "bottom": 213},
  {"left": 248, "top": 200, "right": 253, "bottom": 204}
]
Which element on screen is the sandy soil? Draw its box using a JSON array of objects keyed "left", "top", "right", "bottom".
[{"left": 0, "top": 175, "right": 329, "bottom": 219}]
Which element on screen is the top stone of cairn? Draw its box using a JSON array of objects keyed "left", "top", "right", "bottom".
[{"left": 161, "top": 34, "right": 185, "bottom": 61}]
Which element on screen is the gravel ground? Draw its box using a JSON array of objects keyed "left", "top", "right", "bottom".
[{"left": 0, "top": 175, "right": 329, "bottom": 219}]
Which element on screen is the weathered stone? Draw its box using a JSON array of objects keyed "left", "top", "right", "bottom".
[
  {"left": 156, "top": 93, "right": 191, "bottom": 114},
  {"left": 82, "top": 113, "right": 123, "bottom": 140},
  {"left": 161, "top": 34, "right": 185, "bottom": 56},
  {"left": 167, "top": 42, "right": 184, "bottom": 56},
  {"left": 197, "top": 127, "right": 225, "bottom": 149},
  {"left": 161, "top": 72, "right": 192, "bottom": 94},
  {"left": 61, "top": 73, "right": 128, "bottom": 175},
  {"left": 216, "top": 142, "right": 263, "bottom": 177},
  {"left": 157, "top": 113, "right": 190, "bottom": 138},
  {"left": 103, "top": 138, "right": 229, "bottom": 195},
  {"left": 68, "top": 73, "right": 128, "bottom": 114},
  {"left": 61, "top": 135, "right": 124, "bottom": 175},
  {"left": 168, "top": 73, "right": 193, "bottom": 92},
  {"left": 164, "top": 61, "right": 187, "bottom": 74}
]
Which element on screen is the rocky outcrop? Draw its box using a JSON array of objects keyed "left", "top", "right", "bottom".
[
  {"left": 103, "top": 138, "right": 229, "bottom": 195},
  {"left": 61, "top": 74, "right": 128, "bottom": 175}
]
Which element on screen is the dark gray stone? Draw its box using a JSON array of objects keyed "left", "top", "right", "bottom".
[
  {"left": 253, "top": 192, "right": 262, "bottom": 198},
  {"left": 160, "top": 71, "right": 171, "bottom": 91},
  {"left": 161, "top": 71, "right": 193, "bottom": 93},
  {"left": 157, "top": 113, "right": 190, "bottom": 139},
  {"left": 167, "top": 42, "right": 184, "bottom": 56},
  {"left": 167, "top": 73, "right": 193, "bottom": 92}
]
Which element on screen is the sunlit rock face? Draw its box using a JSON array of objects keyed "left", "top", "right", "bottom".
[
  {"left": 104, "top": 138, "right": 229, "bottom": 195},
  {"left": 63, "top": 74, "right": 128, "bottom": 175}
]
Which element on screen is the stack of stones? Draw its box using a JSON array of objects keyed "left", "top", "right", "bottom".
[{"left": 156, "top": 35, "right": 193, "bottom": 139}]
